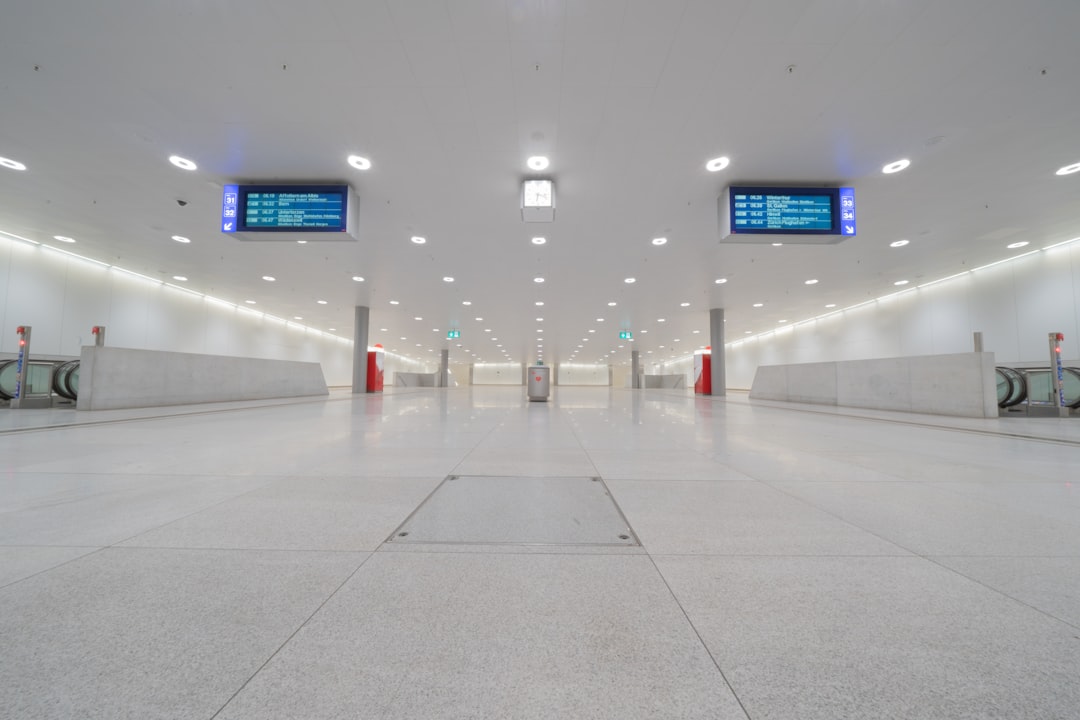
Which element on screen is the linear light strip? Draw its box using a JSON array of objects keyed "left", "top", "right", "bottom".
[
  {"left": 727, "top": 236, "right": 1080, "bottom": 349},
  {"left": 2, "top": 230, "right": 354, "bottom": 346}
]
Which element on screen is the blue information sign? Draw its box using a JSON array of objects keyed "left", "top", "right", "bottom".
[
  {"left": 727, "top": 186, "right": 855, "bottom": 236},
  {"left": 222, "top": 185, "right": 351, "bottom": 233}
]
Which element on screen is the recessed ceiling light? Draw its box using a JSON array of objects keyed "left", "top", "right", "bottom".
[
  {"left": 53, "top": 235, "right": 76, "bottom": 243},
  {"left": 347, "top": 155, "right": 372, "bottom": 170},
  {"left": 692, "top": 330, "right": 700, "bottom": 334},
  {"left": 1055, "top": 162, "right": 1080, "bottom": 176},
  {"left": 414, "top": 316, "right": 422, "bottom": 320},
  {"left": 744, "top": 330, "right": 752, "bottom": 334},
  {"left": 882, "top": 158, "right": 910, "bottom": 174},
  {"left": 411, "top": 236, "right": 426, "bottom": 244},
  {"left": 443, "top": 276, "right": 454, "bottom": 282},
  {"left": 534, "top": 277, "right": 545, "bottom": 283},
  {"left": 352, "top": 276, "right": 365, "bottom": 282},
  {"left": 1006, "top": 241, "right": 1030, "bottom": 249},
  {"left": 484, "top": 328, "right": 491, "bottom": 332},
  {"left": 752, "top": 303, "right": 764, "bottom": 308},
  {"left": 657, "top": 318, "right": 666, "bottom": 323},
  {"left": 805, "top": 279, "right": 819, "bottom": 285},
  {"left": 894, "top": 280, "right": 910, "bottom": 286},
  {"left": 651, "top": 237, "right": 668, "bottom": 246},
  {"left": 772, "top": 243, "right": 783, "bottom": 247},
  {"left": 0, "top": 156, "right": 27, "bottom": 171},
  {"left": 535, "top": 301, "right": 544, "bottom": 306},
  {"left": 588, "top": 329, "right": 596, "bottom": 333},
  {"left": 778, "top": 320, "right": 787, "bottom": 324},
  {"left": 536, "top": 317, "right": 544, "bottom": 321},
  {"left": 825, "top": 304, "right": 837, "bottom": 308},
  {"left": 295, "top": 316, "right": 304, "bottom": 320},
  {"left": 705, "top": 156, "right": 730, "bottom": 172},
  {"left": 168, "top": 155, "right": 197, "bottom": 171},
  {"left": 714, "top": 278, "right": 727, "bottom": 284},
  {"left": 680, "top": 302, "right": 690, "bottom": 307},
  {"left": 172, "top": 275, "right": 187, "bottom": 282},
  {"left": 245, "top": 300, "right": 256, "bottom": 304},
  {"left": 400, "top": 336, "right": 406, "bottom": 340},
  {"left": 527, "top": 156, "right": 549, "bottom": 171},
  {"left": 890, "top": 239, "right": 910, "bottom": 247},
  {"left": 532, "top": 237, "right": 547, "bottom": 245},
  {"left": 171, "top": 235, "right": 190, "bottom": 244},
  {"left": 389, "top": 300, "right": 399, "bottom": 305},
  {"left": 262, "top": 275, "right": 276, "bottom": 282},
  {"left": 296, "top": 240, "right": 307, "bottom": 245},
  {"left": 329, "top": 328, "right": 336, "bottom": 332},
  {"left": 382, "top": 328, "right": 388, "bottom": 331},
  {"left": 475, "top": 317, "right": 483, "bottom": 321},
  {"left": 596, "top": 318, "right": 605, "bottom": 322},
  {"left": 624, "top": 277, "right": 636, "bottom": 284},
  {"left": 317, "top": 300, "right": 328, "bottom": 305},
  {"left": 462, "top": 301, "right": 472, "bottom": 305}
]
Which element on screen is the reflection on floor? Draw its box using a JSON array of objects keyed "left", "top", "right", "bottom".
[{"left": 1, "top": 387, "right": 1078, "bottom": 719}]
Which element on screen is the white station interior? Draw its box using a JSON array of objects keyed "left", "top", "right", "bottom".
[{"left": 1, "top": 3, "right": 1079, "bottom": 720}]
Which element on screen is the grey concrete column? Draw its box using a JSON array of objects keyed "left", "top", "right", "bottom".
[
  {"left": 608, "top": 365, "right": 614, "bottom": 386},
  {"left": 631, "top": 350, "right": 640, "bottom": 388},
  {"left": 468, "top": 363, "right": 474, "bottom": 386},
  {"left": 709, "top": 308, "right": 726, "bottom": 396},
  {"left": 439, "top": 349, "right": 449, "bottom": 387},
  {"left": 352, "top": 306, "right": 370, "bottom": 394},
  {"left": 552, "top": 363, "right": 559, "bottom": 386}
]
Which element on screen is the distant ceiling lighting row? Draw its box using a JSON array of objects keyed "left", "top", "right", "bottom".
[{"left": 0, "top": 156, "right": 27, "bottom": 171}]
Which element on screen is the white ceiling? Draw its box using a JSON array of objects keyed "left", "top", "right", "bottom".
[{"left": 2, "top": 0, "right": 1079, "bottom": 366}]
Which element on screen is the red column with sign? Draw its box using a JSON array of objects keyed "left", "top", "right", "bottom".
[
  {"left": 694, "top": 351, "right": 712, "bottom": 395},
  {"left": 366, "top": 345, "right": 384, "bottom": 392}
]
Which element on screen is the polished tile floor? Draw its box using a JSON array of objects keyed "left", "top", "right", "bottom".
[{"left": 1, "top": 387, "right": 1078, "bottom": 720}]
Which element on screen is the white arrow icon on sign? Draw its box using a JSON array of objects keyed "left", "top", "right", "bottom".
[
  {"left": 844, "top": 225, "right": 854, "bottom": 234},
  {"left": 224, "top": 222, "right": 234, "bottom": 231}
]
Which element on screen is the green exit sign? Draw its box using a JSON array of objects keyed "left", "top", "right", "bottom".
[
  {"left": 619, "top": 331, "right": 632, "bottom": 339},
  {"left": 447, "top": 330, "right": 460, "bottom": 339}
]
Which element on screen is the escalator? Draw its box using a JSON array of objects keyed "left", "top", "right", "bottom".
[
  {"left": 995, "top": 366, "right": 1080, "bottom": 412},
  {"left": 0, "top": 359, "right": 80, "bottom": 404}
]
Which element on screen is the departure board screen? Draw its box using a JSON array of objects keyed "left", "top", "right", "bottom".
[
  {"left": 726, "top": 186, "right": 854, "bottom": 236},
  {"left": 222, "top": 185, "right": 351, "bottom": 233}
]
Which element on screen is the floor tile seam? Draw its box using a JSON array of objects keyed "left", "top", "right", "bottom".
[
  {"left": 374, "top": 548, "right": 647, "bottom": 556},
  {"left": 0, "top": 394, "right": 360, "bottom": 436},
  {"left": 646, "top": 552, "right": 921, "bottom": 558},
  {"left": 643, "top": 552, "right": 753, "bottom": 720},
  {"left": 919, "top": 554, "right": 1080, "bottom": 632},
  {"left": 208, "top": 551, "right": 376, "bottom": 720},
  {"left": 103, "top": 545, "right": 375, "bottom": 555},
  {"left": 379, "top": 474, "right": 460, "bottom": 545},
  {"left": 0, "top": 546, "right": 108, "bottom": 592},
  {"left": 443, "top": 410, "right": 526, "bottom": 478},
  {"left": 102, "top": 477, "right": 281, "bottom": 548},
  {"left": 755, "top": 479, "right": 1080, "bottom": 631},
  {"left": 729, "top": 397, "right": 1080, "bottom": 447}
]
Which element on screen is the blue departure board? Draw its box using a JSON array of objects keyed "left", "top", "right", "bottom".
[
  {"left": 725, "top": 186, "right": 855, "bottom": 237},
  {"left": 221, "top": 185, "right": 352, "bottom": 234}
]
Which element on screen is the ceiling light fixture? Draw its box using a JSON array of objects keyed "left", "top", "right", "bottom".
[
  {"left": 462, "top": 301, "right": 472, "bottom": 305},
  {"left": 532, "top": 237, "right": 546, "bottom": 245},
  {"left": 410, "top": 236, "right": 426, "bottom": 244},
  {"left": 53, "top": 235, "right": 76, "bottom": 243},
  {"left": 262, "top": 275, "right": 276, "bottom": 282},
  {"left": 772, "top": 243, "right": 783, "bottom": 247},
  {"left": 894, "top": 280, "right": 910, "bottom": 286},
  {"left": 245, "top": 300, "right": 256, "bottom": 304},
  {"left": 805, "top": 279, "right": 819, "bottom": 285},
  {"left": 680, "top": 302, "right": 690, "bottom": 307},
  {"left": 443, "top": 276, "right": 454, "bottom": 282},
  {"left": 527, "top": 156, "right": 550, "bottom": 171},
  {"left": 752, "top": 303, "right": 764, "bottom": 308},
  {"left": 352, "top": 276, "right": 365, "bottom": 282},
  {"left": 318, "top": 300, "right": 328, "bottom": 305},
  {"left": 1006, "top": 241, "right": 1030, "bottom": 249},
  {"left": 705, "top": 156, "right": 730, "bottom": 172},
  {"left": 389, "top": 300, "right": 399, "bottom": 305},
  {"left": 347, "top": 155, "right": 372, "bottom": 170},
  {"left": 890, "top": 239, "right": 910, "bottom": 247},
  {"left": 651, "top": 237, "right": 667, "bottom": 246},
  {"left": 535, "top": 301, "right": 544, "bottom": 306},
  {"left": 715, "top": 278, "right": 727, "bottom": 284},
  {"left": 172, "top": 235, "right": 190, "bottom": 244},
  {"left": 296, "top": 240, "right": 307, "bottom": 244},
  {"left": 534, "top": 277, "right": 544, "bottom": 283},
  {"left": 0, "top": 156, "right": 27, "bottom": 171},
  {"left": 624, "top": 277, "right": 636, "bottom": 284},
  {"left": 168, "top": 155, "right": 197, "bottom": 171},
  {"left": 172, "top": 275, "right": 187, "bottom": 282},
  {"left": 882, "top": 158, "right": 910, "bottom": 174},
  {"left": 825, "top": 304, "right": 837, "bottom": 308},
  {"left": 1055, "top": 162, "right": 1080, "bottom": 176}
]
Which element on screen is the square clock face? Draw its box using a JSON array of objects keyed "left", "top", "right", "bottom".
[{"left": 522, "top": 179, "right": 553, "bottom": 208}]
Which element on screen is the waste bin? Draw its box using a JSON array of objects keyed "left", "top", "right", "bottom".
[{"left": 527, "top": 365, "right": 550, "bottom": 402}]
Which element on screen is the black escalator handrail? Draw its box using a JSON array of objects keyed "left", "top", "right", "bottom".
[
  {"left": 52, "top": 360, "right": 80, "bottom": 400},
  {"left": 0, "top": 359, "right": 14, "bottom": 400},
  {"left": 995, "top": 366, "right": 1027, "bottom": 408}
]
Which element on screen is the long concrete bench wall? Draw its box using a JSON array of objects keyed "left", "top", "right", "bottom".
[
  {"left": 77, "top": 346, "right": 328, "bottom": 410},
  {"left": 749, "top": 351, "right": 998, "bottom": 418}
]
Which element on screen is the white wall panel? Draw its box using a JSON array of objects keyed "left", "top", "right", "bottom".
[
  {"left": 557, "top": 363, "right": 609, "bottom": 386},
  {"left": 0, "top": 238, "right": 354, "bottom": 385},
  {"left": 473, "top": 363, "right": 522, "bottom": 385},
  {"left": 728, "top": 241, "right": 1080, "bottom": 387}
]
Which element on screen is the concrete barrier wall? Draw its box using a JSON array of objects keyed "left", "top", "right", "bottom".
[
  {"left": 644, "top": 374, "right": 686, "bottom": 389},
  {"left": 749, "top": 352, "right": 998, "bottom": 418},
  {"left": 394, "top": 372, "right": 438, "bottom": 387},
  {"left": 78, "top": 346, "right": 328, "bottom": 410}
]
